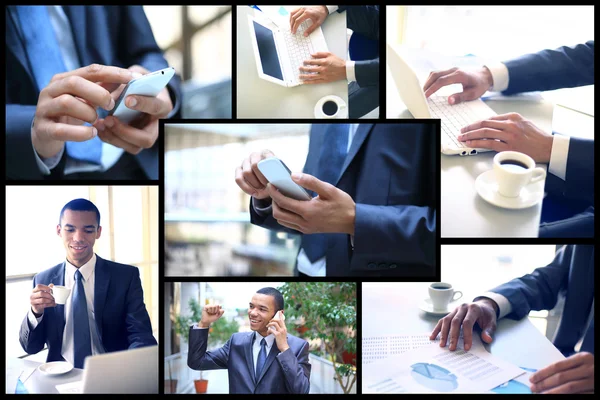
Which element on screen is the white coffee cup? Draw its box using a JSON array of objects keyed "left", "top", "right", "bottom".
[
  {"left": 314, "top": 95, "right": 348, "bottom": 119},
  {"left": 493, "top": 151, "right": 546, "bottom": 198},
  {"left": 51, "top": 285, "right": 71, "bottom": 305},
  {"left": 428, "top": 283, "right": 463, "bottom": 311}
]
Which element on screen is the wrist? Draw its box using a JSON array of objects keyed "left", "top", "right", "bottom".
[
  {"left": 477, "top": 298, "right": 499, "bottom": 316},
  {"left": 199, "top": 321, "right": 211, "bottom": 329},
  {"left": 32, "top": 128, "right": 63, "bottom": 160},
  {"left": 345, "top": 201, "right": 356, "bottom": 235},
  {"left": 31, "top": 308, "right": 43, "bottom": 318},
  {"left": 541, "top": 134, "right": 554, "bottom": 164},
  {"left": 481, "top": 66, "right": 494, "bottom": 90}
]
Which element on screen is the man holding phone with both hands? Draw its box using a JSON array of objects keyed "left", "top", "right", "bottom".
[
  {"left": 235, "top": 123, "right": 437, "bottom": 277},
  {"left": 187, "top": 287, "right": 311, "bottom": 394}
]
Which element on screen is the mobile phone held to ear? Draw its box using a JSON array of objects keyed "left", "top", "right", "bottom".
[
  {"left": 270, "top": 310, "right": 285, "bottom": 330},
  {"left": 108, "top": 67, "right": 175, "bottom": 124},
  {"left": 257, "top": 158, "right": 312, "bottom": 201}
]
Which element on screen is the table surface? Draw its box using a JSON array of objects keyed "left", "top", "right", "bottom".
[
  {"left": 6, "top": 357, "right": 83, "bottom": 394},
  {"left": 385, "top": 46, "right": 594, "bottom": 237},
  {"left": 236, "top": 6, "right": 348, "bottom": 118},
  {"left": 362, "top": 282, "right": 565, "bottom": 372}
]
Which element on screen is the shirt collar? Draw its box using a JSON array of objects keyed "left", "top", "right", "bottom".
[
  {"left": 254, "top": 330, "right": 276, "bottom": 348},
  {"left": 65, "top": 253, "right": 96, "bottom": 281}
]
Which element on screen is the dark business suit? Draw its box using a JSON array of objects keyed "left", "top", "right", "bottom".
[
  {"left": 501, "top": 41, "right": 594, "bottom": 237},
  {"left": 188, "top": 328, "right": 311, "bottom": 394},
  {"left": 490, "top": 245, "right": 594, "bottom": 357},
  {"left": 19, "top": 255, "right": 157, "bottom": 363},
  {"left": 251, "top": 123, "right": 437, "bottom": 277},
  {"left": 5, "top": 5, "right": 182, "bottom": 180},
  {"left": 337, "top": 6, "right": 379, "bottom": 118}
]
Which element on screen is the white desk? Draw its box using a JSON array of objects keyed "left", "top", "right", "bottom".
[
  {"left": 6, "top": 357, "right": 84, "bottom": 394},
  {"left": 362, "top": 282, "right": 565, "bottom": 373},
  {"left": 386, "top": 48, "right": 594, "bottom": 237},
  {"left": 236, "top": 6, "right": 348, "bottom": 118}
]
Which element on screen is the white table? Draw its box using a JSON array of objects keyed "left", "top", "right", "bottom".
[
  {"left": 362, "top": 282, "right": 565, "bottom": 373},
  {"left": 385, "top": 48, "right": 594, "bottom": 237},
  {"left": 236, "top": 6, "right": 348, "bottom": 118},
  {"left": 6, "top": 357, "right": 83, "bottom": 394}
]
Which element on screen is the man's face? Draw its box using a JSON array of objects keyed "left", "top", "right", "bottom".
[
  {"left": 248, "top": 293, "right": 277, "bottom": 334},
  {"left": 57, "top": 210, "right": 101, "bottom": 268}
]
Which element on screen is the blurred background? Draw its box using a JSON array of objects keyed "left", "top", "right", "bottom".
[
  {"left": 5, "top": 186, "right": 159, "bottom": 362},
  {"left": 164, "top": 281, "right": 356, "bottom": 394},
  {"left": 164, "top": 123, "right": 312, "bottom": 276},
  {"left": 387, "top": 5, "right": 594, "bottom": 116},
  {"left": 144, "top": 5, "right": 231, "bottom": 118}
]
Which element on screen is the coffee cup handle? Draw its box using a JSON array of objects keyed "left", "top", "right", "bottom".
[
  {"left": 452, "top": 291, "right": 463, "bottom": 302},
  {"left": 530, "top": 167, "right": 546, "bottom": 184}
]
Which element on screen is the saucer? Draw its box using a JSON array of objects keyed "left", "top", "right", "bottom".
[
  {"left": 38, "top": 361, "right": 73, "bottom": 376},
  {"left": 418, "top": 298, "right": 458, "bottom": 316},
  {"left": 475, "top": 170, "right": 544, "bottom": 210}
]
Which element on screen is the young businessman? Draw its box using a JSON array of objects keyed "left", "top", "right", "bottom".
[
  {"left": 187, "top": 287, "right": 311, "bottom": 394},
  {"left": 20, "top": 198, "right": 156, "bottom": 369}
]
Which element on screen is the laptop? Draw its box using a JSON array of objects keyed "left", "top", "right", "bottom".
[
  {"left": 386, "top": 43, "right": 497, "bottom": 156},
  {"left": 55, "top": 345, "right": 158, "bottom": 394},
  {"left": 247, "top": 12, "right": 328, "bottom": 87}
]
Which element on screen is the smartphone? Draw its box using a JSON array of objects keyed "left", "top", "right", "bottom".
[
  {"left": 257, "top": 158, "right": 312, "bottom": 201},
  {"left": 108, "top": 67, "right": 175, "bottom": 124},
  {"left": 270, "top": 310, "right": 285, "bottom": 330}
]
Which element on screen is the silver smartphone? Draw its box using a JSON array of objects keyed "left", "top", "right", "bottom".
[
  {"left": 108, "top": 67, "right": 175, "bottom": 124},
  {"left": 257, "top": 157, "right": 312, "bottom": 201}
]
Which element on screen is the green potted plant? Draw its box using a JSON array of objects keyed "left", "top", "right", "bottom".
[
  {"left": 173, "top": 297, "right": 240, "bottom": 394},
  {"left": 279, "top": 282, "right": 357, "bottom": 394}
]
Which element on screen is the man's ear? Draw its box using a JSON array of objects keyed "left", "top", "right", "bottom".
[
  {"left": 56, "top": 224, "right": 61, "bottom": 236},
  {"left": 96, "top": 225, "right": 102, "bottom": 239}
]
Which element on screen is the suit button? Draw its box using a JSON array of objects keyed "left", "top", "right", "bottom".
[
  {"left": 368, "top": 263, "right": 377, "bottom": 269},
  {"left": 389, "top": 264, "right": 397, "bottom": 269},
  {"left": 378, "top": 263, "right": 387, "bottom": 269}
]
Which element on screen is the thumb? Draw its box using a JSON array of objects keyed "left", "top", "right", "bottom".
[
  {"left": 291, "top": 172, "right": 333, "bottom": 198},
  {"left": 218, "top": 308, "right": 225, "bottom": 318},
  {"left": 481, "top": 324, "right": 496, "bottom": 344}
]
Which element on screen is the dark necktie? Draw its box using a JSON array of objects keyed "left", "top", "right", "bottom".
[
  {"left": 256, "top": 338, "right": 267, "bottom": 379},
  {"left": 73, "top": 270, "right": 92, "bottom": 369},
  {"left": 16, "top": 6, "right": 103, "bottom": 165},
  {"left": 301, "top": 124, "right": 350, "bottom": 262}
]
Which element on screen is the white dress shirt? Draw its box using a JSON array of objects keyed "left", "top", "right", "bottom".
[
  {"left": 28, "top": 254, "right": 105, "bottom": 365},
  {"left": 252, "top": 331, "right": 276, "bottom": 375},
  {"left": 326, "top": 6, "right": 356, "bottom": 82},
  {"left": 486, "top": 62, "right": 570, "bottom": 181},
  {"left": 33, "top": 6, "right": 123, "bottom": 176}
]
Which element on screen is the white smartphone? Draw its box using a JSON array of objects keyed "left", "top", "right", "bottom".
[
  {"left": 108, "top": 67, "right": 175, "bottom": 124},
  {"left": 257, "top": 158, "right": 312, "bottom": 201},
  {"left": 270, "top": 310, "right": 285, "bottom": 330}
]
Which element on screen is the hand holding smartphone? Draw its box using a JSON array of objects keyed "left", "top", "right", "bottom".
[
  {"left": 257, "top": 158, "right": 312, "bottom": 201},
  {"left": 108, "top": 67, "right": 175, "bottom": 124},
  {"left": 270, "top": 310, "right": 285, "bottom": 331}
]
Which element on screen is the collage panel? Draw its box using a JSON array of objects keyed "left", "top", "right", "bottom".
[
  {"left": 5, "top": 185, "right": 160, "bottom": 394},
  {"left": 164, "top": 122, "right": 438, "bottom": 278},
  {"left": 362, "top": 244, "right": 594, "bottom": 394},
  {"left": 385, "top": 5, "right": 594, "bottom": 238},
  {"left": 237, "top": 5, "right": 380, "bottom": 119},
  {"left": 6, "top": 5, "right": 231, "bottom": 181},
  {"left": 163, "top": 281, "right": 357, "bottom": 394}
]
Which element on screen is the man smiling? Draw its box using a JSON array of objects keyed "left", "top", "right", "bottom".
[
  {"left": 187, "top": 287, "right": 311, "bottom": 394},
  {"left": 19, "top": 198, "right": 156, "bottom": 369}
]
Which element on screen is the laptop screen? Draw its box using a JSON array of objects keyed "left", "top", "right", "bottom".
[{"left": 253, "top": 21, "right": 284, "bottom": 81}]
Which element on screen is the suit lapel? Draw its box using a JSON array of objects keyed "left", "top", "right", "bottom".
[
  {"left": 334, "top": 124, "right": 374, "bottom": 187},
  {"left": 5, "top": 6, "right": 35, "bottom": 84},
  {"left": 245, "top": 332, "right": 257, "bottom": 384},
  {"left": 256, "top": 337, "right": 282, "bottom": 385},
  {"left": 93, "top": 255, "right": 110, "bottom": 340}
]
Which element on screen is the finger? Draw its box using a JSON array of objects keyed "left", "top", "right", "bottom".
[
  {"left": 303, "top": 59, "right": 324, "bottom": 66},
  {"left": 276, "top": 219, "right": 304, "bottom": 232},
  {"left": 39, "top": 121, "right": 98, "bottom": 143},
  {"left": 439, "top": 309, "right": 458, "bottom": 348},
  {"left": 289, "top": 7, "right": 303, "bottom": 32},
  {"left": 448, "top": 306, "right": 468, "bottom": 351},
  {"left": 299, "top": 73, "right": 325, "bottom": 82},
  {"left": 31, "top": 297, "right": 56, "bottom": 306},
  {"left": 97, "top": 126, "right": 142, "bottom": 155},
  {"left": 291, "top": 172, "right": 333, "bottom": 198},
  {"left": 242, "top": 156, "right": 264, "bottom": 190},
  {"left": 47, "top": 76, "right": 116, "bottom": 111},
  {"left": 460, "top": 119, "right": 511, "bottom": 134},
  {"left": 488, "top": 112, "right": 522, "bottom": 122},
  {"left": 272, "top": 200, "right": 305, "bottom": 227},
  {"left": 480, "top": 319, "right": 496, "bottom": 344},
  {"left": 538, "top": 379, "right": 594, "bottom": 394},
  {"left": 458, "top": 128, "right": 508, "bottom": 142},
  {"left": 430, "top": 319, "right": 443, "bottom": 340},
  {"left": 530, "top": 354, "right": 590, "bottom": 384},
  {"left": 461, "top": 306, "right": 478, "bottom": 351},
  {"left": 531, "top": 366, "right": 593, "bottom": 393},
  {"left": 102, "top": 116, "right": 156, "bottom": 149},
  {"left": 267, "top": 184, "right": 307, "bottom": 214},
  {"left": 311, "top": 52, "right": 331, "bottom": 59},
  {"left": 125, "top": 95, "right": 170, "bottom": 118},
  {"left": 51, "top": 64, "right": 133, "bottom": 88},
  {"left": 423, "top": 69, "right": 464, "bottom": 99},
  {"left": 300, "top": 78, "right": 328, "bottom": 85},
  {"left": 235, "top": 166, "right": 258, "bottom": 196},
  {"left": 422, "top": 67, "right": 458, "bottom": 93},
  {"left": 463, "top": 139, "right": 509, "bottom": 152},
  {"left": 249, "top": 152, "right": 270, "bottom": 187},
  {"left": 291, "top": 11, "right": 309, "bottom": 34},
  {"left": 299, "top": 65, "right": 322, "bottom": 73},
  {"left": 43, "top": 94, "right": 99, "bottom": 124},
  {"left": 33, "top": 284, "right": 53, "bottom": 293}
]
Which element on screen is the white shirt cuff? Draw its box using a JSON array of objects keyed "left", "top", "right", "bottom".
[
  {"left": 548, "top": 134, "right": 570, "bottom": 181},
  {"left": 252, "top": 197, "right": 273, "bottom": 216},
  {"left": 326, "top": 6, "right": 338, "bottom": 14},
  {"left": 191, "top": 323, "right": 208, "bottom": 330},
  {"left": 27, "top": 308, "right": 43, "bottom": 328},
  {"left": 346, "top": 60, "right": 356, "bottom": 82},
  {"left": 485, "top": 62, "right": 510, "bottom": 92},
  {"left": 474, "top": 292, "right": 512, "bottom": 319}
]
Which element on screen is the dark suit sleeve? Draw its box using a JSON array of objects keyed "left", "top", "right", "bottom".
[
  {"left": 545, "top": 136, "right": 594, "bottom": 204},
  {"left": 19, "top": 275, "right": 47, "bottom": 354},
  {"left": 277, "top": 341, "right": 311, "bottom": 394},
  {"left": 249, "top": 199, "right": 301, "bottom": 235},
  {"left": 124, "top": 268, "right": 157, "bottom": 348},
  {"left": 503, "top": 41, "right": 594, "bottom": 95},
  {"left": 490, "top": 245, "right": 572, "bottom": 320},
  {"left": 187, "top": 327, "right": 230, "bottom": 370},
  {"left": 5, "top": 105, "right": 48, "bottom": 180}
]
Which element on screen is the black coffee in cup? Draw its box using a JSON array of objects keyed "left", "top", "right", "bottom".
[
  {"left": 430, "top": 284, "right": 449, "bottom": 290},
  {"left": 323, "top": 100, "right": 338, "bottom": 116},
  {"left": 500, "top": 159, "right": 529, "bottom": 172}
]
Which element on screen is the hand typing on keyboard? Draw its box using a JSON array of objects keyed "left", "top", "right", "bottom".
[
  {"left": 298, "top": 52, "right": 346, "bottom": 84},
  {"left": 289, "top": 6, "right": 328, "bottom": 36},
  {"left": 423, "top": 66, "right": 494, "bottom": 105}
]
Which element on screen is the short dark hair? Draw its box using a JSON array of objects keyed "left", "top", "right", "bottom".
[
  {"left": 59, "top": 199, "right": 101, "bottom": 227},
  {"left": 256, "top": 287, "right": 284, "bottom": 312}
]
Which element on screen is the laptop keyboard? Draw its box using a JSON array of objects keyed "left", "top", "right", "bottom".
[
  {"left": 282, "top": 20, "right": 316, "bottom": 82},
  {"left": 428, "top": 96, "right": 477, "bottom": 148}
]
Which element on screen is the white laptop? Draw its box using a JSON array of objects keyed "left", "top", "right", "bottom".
[
  {"left": 55, "top": 345, "right": 158, "bottom": 394},
  {"left": 387, "top": 43, "right": 497, "bottom": 156},
  {"left": 248, "top": 11, "right": 328, "bottom": 87}
]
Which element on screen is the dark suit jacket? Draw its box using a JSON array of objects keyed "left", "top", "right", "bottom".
[
  {"left": 251, "top": 123, "right": 437, "bottom": 277},
  {"left": 490, "top": 245, "right": 594, "bottom": 357},
  {"left": 502, "top": 41, "right": 594, "bottom": 204},
  {"left": 19, "top": 255, "right": 157, "bottom": 363},
  {"left": 5, "top": 5, "right": 182, "bottom": 180},
  {"left": 188, "top": 329, "right": 311, "bottom": 394},
  {"left": 338, "top": 6, "right": 379, "bottom": 87}
]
